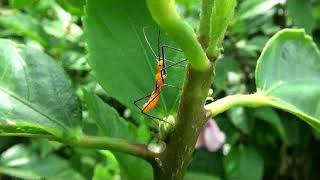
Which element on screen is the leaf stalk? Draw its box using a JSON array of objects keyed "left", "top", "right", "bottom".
[
  {"left": 205, "top": 93, "right": 272, "bottom": 116},
  {"left": 0, "top": 133, "right": 158, "bottom": 163}
]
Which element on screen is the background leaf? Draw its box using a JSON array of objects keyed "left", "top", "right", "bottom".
[
  {"left": 0, "top": 11, "right": 47, "bottom": 45},
  {"left": 83, "top": 0, "right": 185, "bottom": 120},
  {"left": 92, "top": 150, "right": 120, "bottom": 180},
  {"left": 56, "top": 0, "right": 85, "bottom": 16},
  {"left": 228, "top": 107, "right": 254, "bottom": 134},
  {"left": 0, "top": 39, "right": 82, "bottom": 138},
  {"left": 235, "top": 0, "right": 283, "bottom": 21},
  {"left": 184, "top": 172, "right": 220, "bottom": 180},
  {"left": 286, "top": 0, "right": 315, "bottom": 34},
  {"left": 9, "top": 0, "right": 37, "bottom": 9},
  {"left": 84, "top": 91, "right": 152, "bottom": 180},
  {"left": 0, "top": 144, "right": 84, "bottom": 179},
  {"left": 254, "top": 107, "right": 287, "bottom": 142},
  {"left": 223, "top": 145, "right": 264, "bottom": 180}
]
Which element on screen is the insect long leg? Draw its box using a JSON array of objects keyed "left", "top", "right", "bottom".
[
  {"left": 162, "top": 59, "right": 187, "bottom": 71},
  {"left": 165, "top": 59, "right": 186, "bottom": 68},
  {"left": 134, "top": 94, "right": 151, "bottom": 108},
  {"left": 159, "top": 45, "right": 187, "bottom": 91},
  {"left": 143, "top": 26, "right": 158, "bottom": 59},
  {"left": 164, "top": 84, "right": 182, "bottom": 90},
  {"left": 162, "top": 45, "right": 182, "bottom": 52},
  {"left": 134, "top": 92, "right": 172, "bottom": 124},
  {"left": 160, "top": 45, "right": 187, "bottom": 70}
]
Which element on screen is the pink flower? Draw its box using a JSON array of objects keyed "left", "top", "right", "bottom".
[{"left": 195, "top": 118, "right": 226, "bottom": 152}]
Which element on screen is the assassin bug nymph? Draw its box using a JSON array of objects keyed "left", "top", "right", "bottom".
[{"left": 134, "top": 27, "right": 187, "bottom": 123}]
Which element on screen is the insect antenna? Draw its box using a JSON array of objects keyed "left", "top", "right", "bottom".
[{"left": 143, "top": 26, "right": 158, "bottom": 59}]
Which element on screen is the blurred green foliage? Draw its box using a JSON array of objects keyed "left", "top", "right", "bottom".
[{"left": 0, "top": 0, "right": 320, "bottom": 179}]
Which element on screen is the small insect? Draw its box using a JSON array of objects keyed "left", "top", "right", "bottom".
[{"left": 134, "top": 28, "right": 186, "bottom": 123}]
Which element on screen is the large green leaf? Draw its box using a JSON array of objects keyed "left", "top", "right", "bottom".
[
  {"left": 0, "top": 39, "right": 82, "bottom": 138},
  {"left": 256, "top": 29, "right": 320, "bottom": 131},
  {"left": 84, "top": 0, "right": 184, "bottom": 120},
  {"left": 84, "top": 92, "right": 152, "bottom": 180}
]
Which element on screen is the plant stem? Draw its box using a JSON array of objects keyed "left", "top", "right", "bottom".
[
  {"left": 0, "top": 133, "right": 158, "bottom": 162},
  {"left": 154, "top": 64, "right": 214, "bottom": 180},
  {"left": 146, "top": 0, "right": 238, "bottom": 179},
  {"left": 146, "top": 0, "right": 210, "bottom": 71},
  {"left": 69, "top": 135, "right": 158, "bottom": 162},
  {"left": 198, "top": 0, "right": 214, "bottom": 49},
  {"left": 205, "top": 93, "right": 272, "bottom": 116}
]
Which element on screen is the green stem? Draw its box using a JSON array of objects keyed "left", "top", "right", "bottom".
[
  {"left": 207, "top": 0, "right": 236, "bottom": 60},
  {"left": 205, "top": 93, "right": 272, "bottom": 116},
  {"left": 0, "top": 133, "right": 158, "bottom": 162},
  {"left": 146, "top": 0, "right": 210, "bottom": 71},
  {"left": 70, "top": 135, "right": 157, "bottom": 161},
  {"left": 198, "top": 0, "right": 214, "bottom": 49},
  {"left": 146, "top": 0, "right": 238, "bottom": 179}
]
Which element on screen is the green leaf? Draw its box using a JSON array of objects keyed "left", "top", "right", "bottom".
[
  {"left": 282, "top": 115, "right": 311, "bottom": 147},
  {"left": 232, "top": 0, "right": 280, "bottom": 35},
  {"left": 254, "top": 107, "right": 287, "bottom": 142},
  {"left": 56, "top": 0, "right": 85, "bottom": 16},
  {"left": 214, "top": 56, "right": 241, "bottom": 91},
  {"left": 84, "top": 91, "right": 134, "bottom": 140},
  {"left": 0, "top": 39, "right": 82, "bottom": 138},
  {"left": 9, "top": 0, "right": 37, "bottom": 9},
  {"left": 84, "top": 91, "right": 153, "bottom": 180},
  {"left": 287, "top": 0, "right": 315, "bottom": 34},
  {"left": 236, "top": 0, "right": 281, "bottom": 20},
  {"left": 93, "top": 151, "right": 120, "bottom": 180},
  {"left": 255, "top": 29, "right": 320, "bottom": 131},
  {"left": 228, "top": 107, "right": 253, "bottom": 134},
  {"left": 0, "top": 144, "right": 84, "bottom": 179},
  {"left": 184, "top": 172, "right": 220, "bottom": 180},
  {"left": 84, "top": 0, "right": 184, "bottom": 120},
  {"left": 224, "top": 145, "right": 264, "bottom": 180},
  {"left": 189, "top": 149, "right": 224, "bottom": 177},
  {"left": 176, "top": 0, "right": 199, "bottom": 4},
  {"left": 0, "top": 12, "right": 46, "bottom": 45}
]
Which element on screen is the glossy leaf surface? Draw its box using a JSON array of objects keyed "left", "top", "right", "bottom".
[
  {"left": 256, "top": 29, "right": 320, "bottom": 130},
  {"left": 84, "top": 0, "right": 184, "bottom": 120}
]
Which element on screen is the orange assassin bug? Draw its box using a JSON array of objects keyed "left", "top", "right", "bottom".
[{"left": 134, "top": 28, "right": 186, "bottom": 122}]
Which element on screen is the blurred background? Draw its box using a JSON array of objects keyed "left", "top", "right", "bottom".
[{"left": 0, "top": 0, "right": 320, "bottom": 179}]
